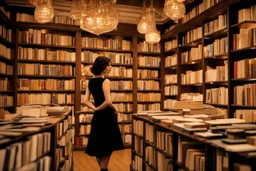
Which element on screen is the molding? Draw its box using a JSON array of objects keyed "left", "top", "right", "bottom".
[{"left": 6, "top": 0, "right": 171, "bottom": 25}]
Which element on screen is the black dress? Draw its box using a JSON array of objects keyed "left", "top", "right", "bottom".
[{"left": 85, "top": 77, "right": 125, "bottom": 158}]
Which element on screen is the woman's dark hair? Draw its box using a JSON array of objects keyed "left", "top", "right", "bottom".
[{"left": 90, "top": 56, "right": 111, "bottom": 75}]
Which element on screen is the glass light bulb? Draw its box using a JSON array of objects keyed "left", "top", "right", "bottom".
[
  {"left": 70, "top": 0, "right": 82, "bottom": 20},
  {"left": 164, "top": 0, "right": 186, "bottom": 21},
  {"left": 145, "top": 29, "right": 161, "bottom": 44},
  {"left": 34, "top": 3, "right": 54, "bottom": 23}
]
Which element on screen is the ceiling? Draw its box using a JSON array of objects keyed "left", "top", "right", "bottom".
[{"left": 5, "top": 0, "right": 191, "bottom": 25}]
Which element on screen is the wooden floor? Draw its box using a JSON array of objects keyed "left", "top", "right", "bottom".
[{"left": 73, "top": 149, "right": 131, "bottom": 171}]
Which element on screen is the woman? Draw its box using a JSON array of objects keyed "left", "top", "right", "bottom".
[{"left": 84, "top": 56, "right": 125, "bottom": 171}]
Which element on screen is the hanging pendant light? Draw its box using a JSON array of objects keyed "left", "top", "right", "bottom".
[
  {"left": 34, "top": 0, "right": 54, "bottom": 23},
  {"left": 70, "top": 0, "right": 82, "bottom": 20},
  {"left": 28, "top": 0, "right": 45, "bottom": 6},
  {"left": 145, "top": 28, "right": 160, "bottom": 44},
  {"left": 137, "top": 1, "right": 148, "bottom": 34},
  {"left": 164, "top": 0, "right": 186, "bottom": 21},
  {"left": 80, "top": 0, "right": 119, "bottom": 36}
]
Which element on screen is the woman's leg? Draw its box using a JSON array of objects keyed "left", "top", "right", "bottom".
[
  {"left": 100, "top": 153, "right": 112, "bottom": 169},
  {"left": 96, "top": 157, "right": 101, "bottom": 167}
]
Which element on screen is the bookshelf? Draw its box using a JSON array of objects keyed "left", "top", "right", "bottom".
[
  {"left": 0, "top": 110, "right": 73, "bottom": 171},
  {"left": 131, "top": 114, "right": 256, "bottom": 171}
]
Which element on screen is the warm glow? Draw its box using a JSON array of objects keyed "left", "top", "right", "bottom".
[
  {"left": 145, "top": 29, "right": 161, "bottom": 44},
  {"left": 34, "top": 3, "right": 54, "bottom": 23},
  {"left": 70, "top": 0, "right": 82, "bottom": 20},
  {"left": 164, "top": 0, "right": 186, "bottom": 21},
  {"left": 80, "top": 0, "right": 118, "bottom": 35}
]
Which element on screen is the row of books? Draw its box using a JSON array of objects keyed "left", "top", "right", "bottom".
[
  {"left": 165, "top": 54, "right": 177, "bottom": 67},
  {"left": 108, "top": 67, "right": 133, "bottom": 77},
  {"left": 145, "top": 146, "right": 155, "bottom": 168},
  {"left": 0, "top": 95, "right": 13, "bottom": 107},
  {"left": 19, "top": 30, "right": 75, "bottom": 46},
  {"left": 138, "top": 103, "right": 161, "bottom": 111},
  {"left": 238, "top": 5, "right": 256, "bottom": 23},
  {"left": 132, "top": 155, "right": 143, "bottom": 171},
  {"left": 118, "top": 114, "right": 132, "bottom": 122},
  {"left": 80, "top": 125, "right": 91, "bottom": 135},
  {"left": 133, "top": 119, "right": 144, "bottom": 136},
  {"left": 157, "top": 152, "right": 172, "bottom": 171},
  {"left": 145, "top": 123, "right": 154, "bottom": 143},
  {"left": 205, "top": 61, "right": 228, "bottom": 82},
  {"left": 137, "top": 41, "right": 161, "bottom": 53},
  {"left": 18, "top": 47, "right": 76, "bottom": 62},
  {"left": 180, "top": 93, "right": 203, "bottom": 102},
  {"left": 181, "top": 70, "right": 203, "bottom": 85},
  {"left": 0, "top": 78, "right": 10, "bottom": 91},
  {"left": 204, "top": 37, "right": 228, "bottom": 57},
  {"left": 234, "top": 58, "right": 256, "bottom": 79},
  {"left": 111, "top": 93, "right": 133, "bottom": 102},
  {"left": 0, "top": 25, "right": 11, "bottom": 42},
  {"left": 17, "top": 93, "right": 74, "bottom": 106},
  {"left": 165, "top": 74, "right": 177, "bottom": 85},
  {"left": 234, "top": 83, "right": 256, "bottom": 106},
  {"left": 16, "top": 13, "right": 79, "bottom": 25},
  {"left": 0, "top": 44, "right": 11, "bottom": 59},
  {"left": 165, "top": 39, "right": 177, "bottom": 52},
  {"left": 235, "top": 110, "right": 256, "bottom": 122},
  {"left": 18, "top": 64, "right": 75, "bottom": 76},
  {"left": 121, "top": 134, "right": 132, "bottom": 144},
  {"left": 233, "top": 28, "right": 256, "bottom": 50},
  {"left": 137, "top": 80, "right": 160, "bottom": 90},
  {"left": 0, "top": 62, "right": 13, "bottom": 74},
  {"left": 81, "top": 37, "right": 132, "bottom": 50},
  {"left": 137, "top": 93, "right": 161, "bottom": 101},
  {"left": 81, "top": 50, "right": 133, "bottom": 64},
  {"left": 204, "top": 14, "right": 227, "bottom": 35},
  {"left": 181, "top": 0, "right": 220, "bottom": 24},
  {"left": 137, "top": 69, "right": 159, "bottom": 79},
  {"left": 17, "top": 79, "right": 75, "bottom": 91},
  {"left": 182, "top": 27, "right": 202, "bottom": 44},
  {"left": 110, "top": 80, "right": 133, "bottom": 90},
  {"left": 138, "top": 56, "right": 161, "bottom": 67},
  {"left": 181, "top": 45, "right": 203, "bottom": 63},
  {"left": 120, "top": 124, "right": 132, "bottom": 133},
  {"left": 165, "top": 85, "right": 178, "bottom": 96},
  {"left": 156, "top": 131, "right": 173, "bottom": 155},
  {"left": 134, "top": 136, "right": 144, "bottom": 155},
  {"left": 205, "top": 87, "right": 228, "bottom": 105}
]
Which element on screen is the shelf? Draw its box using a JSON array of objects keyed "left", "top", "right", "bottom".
[
  {"left": 0, "top": 55, "right": 12, "bottom": 63},
  {"left": 205, "top": 103, "right": 228, "bottom": 107},
  {"left": 17, "top": 90, "right": 76, "bottom": 93},
  {"left": 137, "top": 101, "right": 161, "bottom": 103},
  {"left": 0, "top": 35, "right": 13, "bottom": 47},
  {"left": 133, "top": 150, "right": 143, "bottom": 158},
  {"left": 2, "top": 106, "right": 13, "bottom": 108},
  {"left": 156, "top": 148, "right": 173, "bottom": 159},
  {"left": 18, "top": 59, "right": 76, "bottom": 65},
  {"left": 164, "top": 47, "right": 177, "bottom": 54},
  {"left": 165, "top": 83, "right": 178, "bottom": 86},
  {"left": 17, "top": 75, "right": 75, "bottom": 79},
  {"left": 179, "top": 38, "right": 202, "bottom": 48},
  {"left": 124, "top": 143, "right": 132, "bottom": 148},
  {"left": 79, "top": 121, "right": 91, "bottom": 125},
  {"left": 165, "top": 95, "right": 178, "bottom": 97},
  {"left": 164, "top": 65, "right": 177, "bottom": 70},
  {"left": 232, "top": 78, "right": 256, "bottom": 82},
  {"left": 118, "top": 120, "right": 132, "bottom": 124},
  {"left": 231, "top": 21, "right": 256, "bottom": 30},
  {"left": 137, "top": 66, "right": 160, "bottom": 69},
  {"left": 180, "top": 59, "right": 202, "bottom": 65},
  {"left": 231, "top": 104, "right": 256, "bottom": 109},
  {"left": 180, "top": 83, "right": 203, "bottom": 86},
  {"left": 0, "top": 90, "right": 13, "bottom": 93},
  {"left": 111, "top": 90, "right": 133, "bottom": 92},
  {"left": 175, "top": 161, "right": 189, "bottom": 171},
  {"left": 77, "top": 134, "right": 90, "bottom": 137},
  {"left": 204, "top": 28, "right": 227, "bottom": 40},
  {"left": 137, "top": 78, "right": 161, "bottom": 81},
  {"left": 17, "top": 103, "right": 75, "bottom": 106},
  {"left": 137, "top": 51, "right": 161, "bottom": 55},
  {"left": 106, "top": 76, "right": 132, "bottom": 80},
  {"left": 137, "top": 90, "right": 161, "bottom": 92},
  {"left": 0, "top": 73, "right": 12, "bottom": 77},
  {"left": 144, "top": 161, "right": 157, "bottom": 171},
  {"left": 231, "top": 46, "right": 256, "bottom": 53},
  {"left": 145, "top": 141, "right": 154, "bottom": 147},
  {"left": 17, "top": 22, "right": 79, "bottom": 32},
  {"left": 18, "top": 43, "right": 76, "bottom": 49},
  {"left": 82, "top": 47, "right": 133, "bottom": 53},
  {"left": 204, "top": 53, "right": 228, "bottom": 59},
  {"left": 134, "top": 134, "right": 144, "bottom": 139},
  {"left": 0, "top": 9, "right": 12, "bottom": 28},
  {"left": 112, "top": 101, "right": 133, "bottom": 103},
  {"left": 205, "top": 81, "right": 228, "bottom": 85}
]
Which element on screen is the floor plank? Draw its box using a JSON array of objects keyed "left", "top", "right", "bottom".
[{"left": 74, "top": 149, "right": 131, "bottom": 171}]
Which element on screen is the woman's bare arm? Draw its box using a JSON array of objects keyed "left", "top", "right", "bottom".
[
  {"left": 84, "top": 85, "right": 96, "bottom": 111},
  {"left": 95, "top": 79, "right": 116, "bottom": 111}
]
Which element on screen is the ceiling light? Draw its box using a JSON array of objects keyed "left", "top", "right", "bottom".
[
  {"left": 164, "top": 0, "right": 186, "bottom": 21},
  {"left": 34, "top": 1, "right": 54, "bottom": 23}
]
